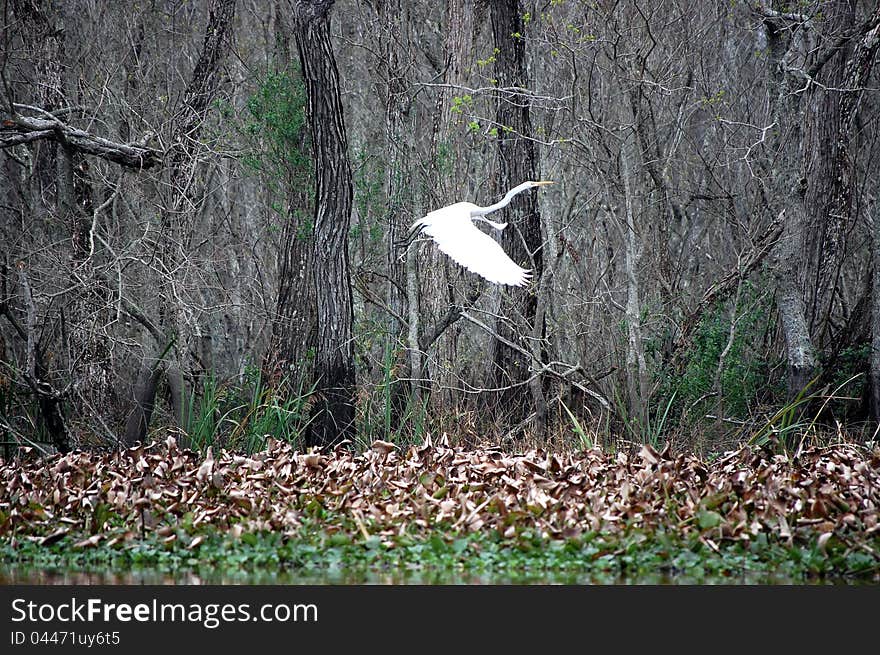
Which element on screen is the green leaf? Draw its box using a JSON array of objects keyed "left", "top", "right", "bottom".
[{"left": 697, "top": 510, "right": 723, "bottom": 530}]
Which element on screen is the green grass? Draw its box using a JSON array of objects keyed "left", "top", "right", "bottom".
[
  {"left": 2, "top": 519, "right": 875, "bottom": 585},
  {"left": 182, "top": 370, "right": 315, "bottom": 453}
]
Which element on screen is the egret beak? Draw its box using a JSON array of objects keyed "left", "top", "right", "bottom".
[{"left": 533, "top": 180, "right": 554, "bottom": 186}]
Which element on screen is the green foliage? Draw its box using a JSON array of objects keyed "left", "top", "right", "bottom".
[
  {"left": 435, "top": 141, "right": 454, "bottom": 177},
  {"left": 611, "top": 383, "right": 678, "bottom": 448},
  {"left": 218, "top": 67, "right": 311, "bottom": 207},
  {"left": 749, "top": 376, "right": 819, "bottom": 449},
  {"left": 183, "top": 367, "right": 315, "bottom": 454},
  {"left": 449, "top": 94, "right": 473, "bottom": 115},
  {"left": 476, "top": 48, "right": 500, "bottom": 67},
  {"left": 700, "top": 89, "right": 726, "bottom": 107},
  {"left": 3, "top": 520, "right": 872, "bottom": 585},
  {"left": 749, "top": 370, "right": 864, "bottom": 452},
  {"left": 244, "top": 70, "right": 309, "bottom": 175},
  {"left": 354, "top": 334, "right": 428, "bottom": 449},
  {"left": 350, "top": 149, "right": 385, "bottom": 245},
  {"left": 655, "top": 281, "right": 777, "bottom": 429},
  {"left": 821, "top": 344, "right": 869, "bottom": 419}
]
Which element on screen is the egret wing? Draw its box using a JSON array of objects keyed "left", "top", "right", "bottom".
[{"left": 416, "top": 207, "right": 531, "bottom": 286}]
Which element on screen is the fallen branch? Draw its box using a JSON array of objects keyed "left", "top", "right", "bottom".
[{"left": 1, "top": 112, "right": 160, "bottom": 169}]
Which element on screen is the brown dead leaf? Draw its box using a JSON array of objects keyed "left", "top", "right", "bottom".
[
  {"left": 371, "top": 440, "right": 396, "bottom": 456},
  {"left": 0, "top": 436, "right": 877, "bottom": 561},
  {"left": 73, "top": 534, "right": 102, "bottom": 548},
  {"left": 39, "top": 528, "right": 69, "bottom": 546},
  {"left": 196, "top": 448, "right": 214, "bottom": 482}
]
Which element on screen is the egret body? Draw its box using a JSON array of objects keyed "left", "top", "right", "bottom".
[{"left": 411, "top": 180, "right": 553, "bottom": 286}]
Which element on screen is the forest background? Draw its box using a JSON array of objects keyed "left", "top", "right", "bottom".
[{"left": 2, "top": 0, "right": 880, "bottom": 457}]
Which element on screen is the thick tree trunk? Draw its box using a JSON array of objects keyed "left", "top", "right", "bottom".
[
  {"left": 774, "top": 217, "right": 817, "bottom": 398},
  {"left": 489, "top": 0, "right": 547, "bottom": 435},
  {"left": 762, "top": 3, "right": 880, "bottom": 402},
  {"left": 263, "top": 5, "right": 316, "bottom": 392},
  {"left": 8, "top": 0, "right": 90, "bottom": 452},
  {"left": 267, "top": 217, "right": 317, "bottom": 386},
  {"left": 292, "top": 0, "right": 356, "bottom": 448},
  {"left": 803, "top": 1, "right": 855, "bottom": 345},
  {"left": 806, "top": 3, "right": 880, "bottom": 354},
  {"left": 123, "top": 364, "right": 162, "bottom": 446}
]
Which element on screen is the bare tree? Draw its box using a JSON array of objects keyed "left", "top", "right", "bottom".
[
  {"left": 2, "top": 0, "right": 879, "bottom": 454},
  {"left": 123, "top": 0, "right": 237, "bottom": 445},
  {"left": 2, "top": 0, "right": 158, "bottom": 452},
  {"left": 757, "top": 1, "right": 880, "bottom": 403}
]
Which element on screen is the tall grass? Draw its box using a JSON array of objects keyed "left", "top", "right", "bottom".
[
  {"left": 748, "top": 373, "right": 863, "bottom": 452},
  {"left": 183, "top": 369, "right": 315, "bottom": 453},
  {"left": 559, "top": 398, "right": 593, "bottom": 450},
  {"left": 609, "top": 377, "right": 678, "bottom": 448},
  {"left": 355, "top": 340, "right": 428, "bottom": 449}
]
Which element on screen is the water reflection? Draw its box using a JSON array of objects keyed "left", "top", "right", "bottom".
[{"left": 0, "top": 565, "right": 820, "bottom": 585}]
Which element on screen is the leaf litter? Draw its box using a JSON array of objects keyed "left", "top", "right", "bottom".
[{"left": 1, "top": 435, "right": 878, "bottom": 571}]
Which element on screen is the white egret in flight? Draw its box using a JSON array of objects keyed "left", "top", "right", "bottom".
[{"left": 411, "top": 180, "right": 554, "bottom": 286}]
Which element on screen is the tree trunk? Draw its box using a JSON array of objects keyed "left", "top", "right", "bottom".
[
  {"left": 421, "top": 0, "right": 483, "bottom": 412},
  {"left": 762, "top": 3, "right": 880, "bottom": 402},
  {"left": 263, "top": 5, "right": 316, "bottom": 393},
  {"left": 489, "top": 0, "right": 547, "bottom": 436},
  {"left": 619, "top": 124, "right": 649, "bottom": 428},
  {"left": 123, "top": 363, "right": 162, "bottom": 446},
  {"left": 762, "top": 10, "right": 817, "bottom": 401},
  {"left": 871, "top": 221, "right": 880, "bottom": 424},
  {"left": 292, "top": 0, "right": 356, "bottom": 448},
  {"left": 9, "top": 0, "right": 90, "bottom": 452},
  {"left": 774, "top": 201, "right": 817, "bottom": 398},
  {"left": 267, "top": 215, "right": 317, "bottom": 386},
  {"left": 803, "top": 1, "right": 855, "bottom": 345},
  {"left": 805, "top": 3, "right": 880, "bottom": 356}
]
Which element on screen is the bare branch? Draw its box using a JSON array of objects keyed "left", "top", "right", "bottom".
[
  {"left": 1, "top": 113, "right": 160, "bottom": 169},
  {"left": 671, "top": 215, "right": 784, "bottom": 365},
  {"left": 808, "top": 6, "right": 880, "bottom": 78},
  {"left": 418, "top": 289, "right": 481, "bottom": 352}
]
